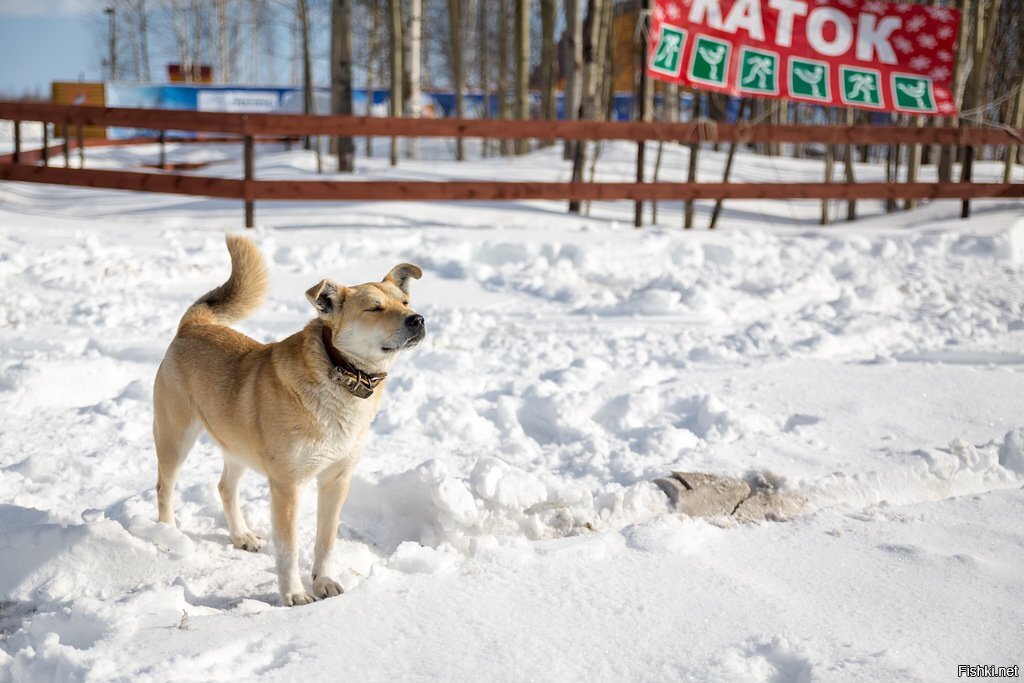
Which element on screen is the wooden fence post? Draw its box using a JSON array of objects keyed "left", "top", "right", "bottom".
[
  {"left": 62, "top": 124, "right": 70, "bottom": 167},
  {"left": 77, "top": 126, "right": 85, "bottom": 167},
  {"left": 158, "top": 130, "right": 166, "bottom": 169},
  {"left": 244, "top": 135, "right": 255, "bottom": 228},
  {"left": 12, "top": 120, "right": 20, "bottom": 164},
  {"left": 41, "top": 122, "right": 49, "bottom": 166}
]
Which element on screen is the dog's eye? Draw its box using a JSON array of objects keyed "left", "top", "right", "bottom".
[
  {"left": 402, "top": 300, "right": 409, "bottom": 306},
  {"left": 366, "top": 306, "right": 384, "bottom": 313}
]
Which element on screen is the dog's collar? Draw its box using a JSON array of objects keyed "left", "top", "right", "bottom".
[{"left": 320, "top": 324, "right": 386, "bottom": 399}]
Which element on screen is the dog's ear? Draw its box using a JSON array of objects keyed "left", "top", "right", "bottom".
[
  {"left": 305, "top": 279, "right": 345, "bottom": 315},
  {"left": 383, "top": 263, "right": 422, "bottom": 295}
]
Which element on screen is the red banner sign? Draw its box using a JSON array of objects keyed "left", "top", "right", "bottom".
[{"left": 647, "top": 0, "right": 960, "bottom": 116}]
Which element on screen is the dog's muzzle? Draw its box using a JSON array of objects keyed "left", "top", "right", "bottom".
[{"left": 403, "top": 314, "right": 426, "bottom": 347}]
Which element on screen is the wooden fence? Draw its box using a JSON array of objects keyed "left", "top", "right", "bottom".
[{"left": 2, "top": 101, "right": 1022, "bottom": 228}]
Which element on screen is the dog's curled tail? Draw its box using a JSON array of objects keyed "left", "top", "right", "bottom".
[{"left": 180, "top": 234, "right": 269, "bottom": 328}]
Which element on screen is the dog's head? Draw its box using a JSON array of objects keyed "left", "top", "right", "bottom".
[{"left": 306, "top": 263, "right": 425, "bottom": 373}]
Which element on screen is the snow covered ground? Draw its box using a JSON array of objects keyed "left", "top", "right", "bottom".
[{"left": 1, "top": 141, "right": 1023, "bottom": 681}]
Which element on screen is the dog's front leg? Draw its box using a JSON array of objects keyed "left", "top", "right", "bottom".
[
  {"left": 311, "top": 470, "right": 352, "bottom": 599},
  {"left": 270, "top": 479, "right": 315, "bottom": 606}
]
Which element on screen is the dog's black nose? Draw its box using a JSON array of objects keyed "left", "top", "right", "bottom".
[{"left": 405, "top": 314, "right": 424, "bottom": 329}]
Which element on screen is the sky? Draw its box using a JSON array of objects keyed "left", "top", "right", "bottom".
[
  {"left": 0, "top": 1, "right": 99, "bottom": 97},
  {"left": 0, "top": 0, "right": 314, "bottom": 97}
]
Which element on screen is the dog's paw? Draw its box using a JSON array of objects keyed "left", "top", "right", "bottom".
[
  {"left": 282, "top": 591, "right": 316, "bottom": 607},
  {"left": 312, "top": 575, "right": 344, "bottom": 599},
  {"left": 230, "top": 531, "right": 264, "bottom": 552}
]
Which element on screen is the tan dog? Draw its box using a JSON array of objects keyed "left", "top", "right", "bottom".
[{"left": 153, "top": 235, "right": 424, "bottom": 606}]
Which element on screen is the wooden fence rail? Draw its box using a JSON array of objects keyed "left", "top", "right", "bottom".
[
  {"left": 3, "top": 101, "right": 1023, "bottom": 146},
  {"left": 1, "top": 101, "right": 1022, "bottom": 228},
  {"left": 2, "top": 165, "right": 1022, "bottom": 203}
]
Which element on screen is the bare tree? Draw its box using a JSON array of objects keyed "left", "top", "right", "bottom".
[
  {"left": 297, "top": 0, "right": 322, "bottom": 173},
  {"left": 634, "top": 0, "right": 653, "bottom": 227},
  {"left": 191, "top": 1, "right": 210, "bottom": 81},
  {"left": 389, "top": 0, "right": 404, "bottom": 166},
  {"left": 332, "top": 0, "right": 355, "bottom": 172},
  {"left": 1006, "top": 78, "right": 1024, "bottom": 178},
  {"left": 540, "top": 0, "right": 556, "bottom": 125},
  {"left": 448, "top": 0, "right": 466, "bottom": 160},
  {"left": 102, "top": 0, "right": 150, "bottom": 82},
  {"left": 961, "top": 0, "right": 1002, "bottom": 217},
  {"left": 217, "top": 0, "right": 230, "bottom": 81},
  {"left": 569, "top": 0, "right": 603, "bottom": 213},
  {"left": 104, "top": 5, "right": 118, "bottom": 80},
  {"left": 136, "top": 0, "right": 151, "bottom": 81},
  {"left": 477, "top": 0, "right": 492, "bottom": 156},
  {"left": 514, "top": 0, "right": 530, "bottom": 155},
  {"left": 563, "top": 0, "right": 582, "bottom": 159},
  {"left": 168, "top": 1, "right": 193, "bottom": 80},
  {"left": 938, "top": 0, "right": 970, "bottom": 182},
  {"left": 498, "top": 0, "right": 512, "bottom": 156}
]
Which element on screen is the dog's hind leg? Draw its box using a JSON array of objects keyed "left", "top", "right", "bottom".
[
  {"left": 218, "top": 456, "right": 263, "bottom": 552},
  {"left": 154, "top": 363, "right": 202, "bottom": 527},
  {"left": 154, "top": 412, "right": 201, "bottom": 529}
]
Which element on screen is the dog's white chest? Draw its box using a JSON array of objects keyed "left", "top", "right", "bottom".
[{"left": 294, "top": 391, "right": 378, "bottom": 476}]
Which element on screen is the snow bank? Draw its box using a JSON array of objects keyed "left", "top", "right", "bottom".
[
  {"left": 1, "top": 144, "right": 1023, "bottom": 680},
  {"left": 345, "top": 458, "right": 669, "bottom": 554}
]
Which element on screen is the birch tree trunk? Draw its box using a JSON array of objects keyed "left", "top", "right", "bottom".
[
  {"left": 248, "top": 0, "right": 259, "bottom": 84},
  {"left": 366, "top": 0, "right": 379, "bottom": 158},
  {"left": 540, "top": 0, "right": 557, "bottom": 127},
  {"left": 665, "top": 84, "right": 679, "bottom": 122},
  {"left": 408, "top": 0, "right": 422, "bottom": 159}
]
